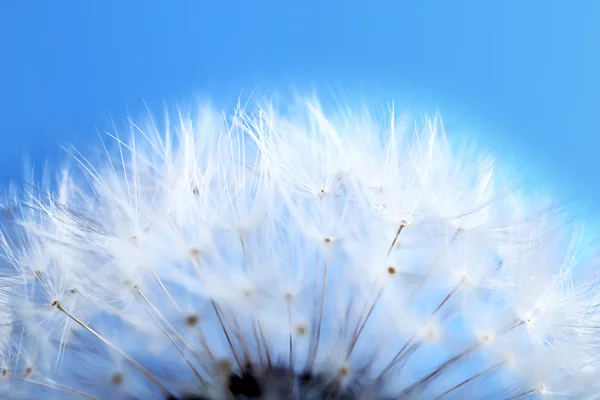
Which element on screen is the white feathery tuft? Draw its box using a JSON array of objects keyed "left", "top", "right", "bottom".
[{"left": 0, "top": 95, "right": 599, "bottom": 399}]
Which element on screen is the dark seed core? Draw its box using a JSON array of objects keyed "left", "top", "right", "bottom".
[
  {"left": 164, "top": 364, "right": 362, "bottom": 399},
  {"left": 228, "top": 369, "right": 262, "bottom": 397}
]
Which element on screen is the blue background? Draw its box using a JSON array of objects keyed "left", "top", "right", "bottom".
[{"left": 1, "top": 1, "right": 599, "bottom": 214}]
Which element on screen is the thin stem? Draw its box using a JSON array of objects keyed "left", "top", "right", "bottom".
[
  {"left": 377, "top": 281, "right": 462, "bottom": 380},
  {"left": 251, "top": 323, "right": 265, "bottom": 367},
  {"left": 309, "top": 257, "right": 329, "bottom": 368},
  {"left": 240, "top": 234, "right": 272, "bottom": 368},
  {"left": 239, "top": 235, "right": 250, "bottom": 273},
  {"left": 286, "top": 300, "right": 293, "bottom": 371},
  {"left": 408, "top": 228, "right": 462, "bottom": 302},
  {"left": 137, "top": 291, "right": 203, "bottom": 360},
  {"left": 348, "top": 222, "right": 407, "bottom": 357},
  {"left": 401, "top": 344, "right": 480, "bottom": 396},
  {"left": 505, "top": 389, "right": 536, "bottom": 400},
  {"left": 211, "top": 301, "right": 243, "bottom": 370},
  {"left": 55, "top": 303, "right": 174, "bottom": 397},
  {"left": 230, "top": 318, "right": 254, "bottom": 366},
  {"left": 401, "top": 320, "right": 525, "bottom": 395},
  {"left": 194, "top": 324, "right": 217, "bottom": 362},
  {"left": 346, "top": 288, "right": 384, "bottom": 357},
  {"left": 138, "top": 297, "right": 207, "bottom": 385},
  {"left": 150, "top": 271, "right": 216, "bottom": 361},
  {"left": 151, "top": 270, "right": 181, "bottom": 312},
  {"left": 256, "top": 319, "right": 273, "bottom": 369},
  {"left": 387, "top": 222, "right": 406, "bottom": 256},
  {"left": 16, "top": 376, "right": 100, "bottom": 400},
  {"left": 435, "top": 362, "right": 503, "bottom": 398}
]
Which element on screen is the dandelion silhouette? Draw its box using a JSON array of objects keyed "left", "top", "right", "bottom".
[{"left": 0, "top": 96, "right": 599, "bottom": 399}]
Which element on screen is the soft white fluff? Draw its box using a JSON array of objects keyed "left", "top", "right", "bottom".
[{"left": 0, "top": 96, "right": 599, "bottom": 399}]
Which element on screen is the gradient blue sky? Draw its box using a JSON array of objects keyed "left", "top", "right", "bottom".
[{"left": 1, "top": 1, "right": 599, "bottom": 213}]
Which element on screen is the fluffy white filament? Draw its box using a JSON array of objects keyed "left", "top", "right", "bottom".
[{"left": 0, "top": 96, "right": 599, "bottom": 399}]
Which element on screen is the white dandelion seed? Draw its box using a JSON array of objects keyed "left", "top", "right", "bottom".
[{"left": 0, "top": 95, "right": 599, "bottom": 400}]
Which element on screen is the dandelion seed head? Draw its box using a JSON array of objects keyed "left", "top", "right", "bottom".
[{"left": 0, "top": 95, "right": 599, "bottom": 399}]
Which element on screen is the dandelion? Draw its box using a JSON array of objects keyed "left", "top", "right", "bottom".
[{"left": 0, "top": 95, "right": 599, "bottom": 399}]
